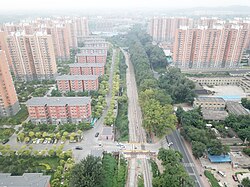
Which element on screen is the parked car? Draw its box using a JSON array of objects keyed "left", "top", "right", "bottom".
[
  {"left": 2, "top": 139, "right": 9, "bottom": 144},
  {"left": 95, "top": 132, "right": 99, "bottom": 137},
  {"left": 54, "top": 139, "right": 58, "bottom": 144},
  {"left": 43, "top": 140, "right": 47, "bottom": 144},
  {"left": 168, "top": 142, "right": 173, "bottom": 146},
  {"left": 232, "top": 175, "right": 238, "bottom": 182},
  {"left": 75, "top": 146, "right": 83, "bottom": 150}
]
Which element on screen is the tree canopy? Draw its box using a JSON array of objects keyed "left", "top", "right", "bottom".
[{"left": 153, "top": 148, "right": 194, "bottom": 187}]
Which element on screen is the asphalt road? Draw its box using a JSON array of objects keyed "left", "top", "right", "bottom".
[{"left": 167, "top": 130, "right": 203, "bottom": 187}]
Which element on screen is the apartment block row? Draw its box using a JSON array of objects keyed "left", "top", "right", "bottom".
[
  {"left": 26, "top": 97, "right": 91, "bottom": 124},
  {"left": 0, "top": 17, "right": 90, "bottom": 82},
  {"left": 173, "top": 25, "right": 249, "bottom": 69},
  {"left": 56, "top": 75, "right": 99, "bottom": 92},
  {"left": 149, "top": 17, "right": 250, "bottom": 69},
  {"left": 1, "top": 17, "right": 89, "bottom": 59}
]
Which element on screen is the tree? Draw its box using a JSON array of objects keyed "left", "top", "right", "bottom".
[
  {"left": 192, "top": 141, "right": 206, "bottom": 158},
  {"left": 154, "top": 148, "right": 194, "bottom": 187},
  {"left": 142, "top": 99, "right": 176, "bottom": 138},
  {"left": 242, "top": 177, "right": 250, "bottom": 187},
  {"left": 28, "top": 131, "right": 35, "bottom": 138},
  {"left": 69, "top": 156, "right": 103, "bottom": 187},
  {"left": 51, "top": 89, "right": 62, "bottom": 97},
  {"left": 17, "top": 132, "right": 25, "bottom": 142}
]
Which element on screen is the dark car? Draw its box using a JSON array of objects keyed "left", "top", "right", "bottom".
[
  {"left": 2, "top": 139, "right": 9, "bottom": 144},
  {"left": 95, "top": 132, "right": 100, "bottom": 137},
  {"left": 75, "top": 146, "right": 83, "bottom": 150},
  {"left": 232, "top": 175, "right": 238, "bottom": 182}
]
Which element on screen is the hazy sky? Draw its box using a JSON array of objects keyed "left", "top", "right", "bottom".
[{"left": 1, "top": 0, "right": 250, "bottom": 10}]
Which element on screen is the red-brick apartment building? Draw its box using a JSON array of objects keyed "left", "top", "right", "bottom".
[
  {"left": 69, "top": 63, "right": 105, "bottom": 76},
  {"left": 56, "top": 75, "right": 99, "bottom": 92},
  {"left": 76, "top": 53, "right": 107, "bottom": 63},
  {"left": 26, "top": 97, "right": 91, "bottom": 124}
]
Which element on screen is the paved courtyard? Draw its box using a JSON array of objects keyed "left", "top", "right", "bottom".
[{"left": 203, "top": 85, "right": 247, "bottom": 101}]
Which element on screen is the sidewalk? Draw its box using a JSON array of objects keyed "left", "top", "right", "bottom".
[{"left": 183, "top": 139, "right": 211, "bottom": 187}]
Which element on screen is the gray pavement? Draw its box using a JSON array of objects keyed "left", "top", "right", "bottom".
[{"left": 167, "top": 130, "right": 203, "bottom": 187}]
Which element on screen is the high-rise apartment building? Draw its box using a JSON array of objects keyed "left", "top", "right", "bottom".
[
  {"left": 172, "top": 25, "right": 249, "bottom": 69},
  {"left": 46, "top": 25, "right": 71, "bottom": 61},
  {"left": 0, "top": 31, "right": 13, "bottom": 71},
  {"left": 0, "top": 50, "right": 20, "bottom": 117},
  {"left": 149, "top": 17, "right": 192, "bottom": 42},
  {"left": 6, "top": 31, "right": 57, "bottom": 81}
]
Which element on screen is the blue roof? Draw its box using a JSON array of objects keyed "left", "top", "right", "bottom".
[
  {"left": 208, "top": 154, "right": 231, "bottom": 163},
  {"left": 218, "top": 95, "right": 241, "bottom": 100}
]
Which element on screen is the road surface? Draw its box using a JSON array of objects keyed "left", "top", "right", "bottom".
[{"left": 167, "top": 130, "right": 203, "bottom": 187}]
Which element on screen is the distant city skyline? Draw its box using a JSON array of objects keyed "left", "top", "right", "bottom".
[{"left": 0, "top": 0, "right": 250, "bottom": 11}]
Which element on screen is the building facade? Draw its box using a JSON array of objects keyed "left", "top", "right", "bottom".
[
  {"left": 6, "top": 32, "right": 57, "bottom": 81},
  {"left": 148, "top": 17, "right": 192, "bottom": 43},
  {"left": 0, "top": 50, "right": 20, "bottom": 117},
  {"left": 56, "top": 75, "right": 99, "bottom": 92},
  {"left": 189, "top": 76, "right": 250, "bottom": 93},
  {"left": 172, "top": 25, "right": 249, "bottom": 69},
  {"left": 27, "top": 97, "right": 92, "bottom": 124},
  {"left": 69, "top": 63, "right": 105, "bottom": 76},
  {"left": 76, "top": 53, "right": 106, "bottom": 63},
  {"left": 78, "top": 46, "right": 108, "bottom": 55},
  {"left": 193, "top": 97, "right": 226, "bottom": 110}
]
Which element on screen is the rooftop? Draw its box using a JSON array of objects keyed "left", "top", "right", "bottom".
[
  {"left": 76, "top": 53, "right": 107, "bottom": 57},
  {"left": 208, "top": 154, "right": 231, "bottom": 163},
  {"left": 0, "top": 173, "right": 50, "bottom": 187},
  {"left": 101, "top": 127, "right": 113, "bottom": 136},
  {"left": 202, "top": 109, "right": 228, "bottom": 121},
  {"left": 78, "top": 46, "right": 108, "bottom": 50},
  {"left": 226, "top": 101, "right": 250, "bottom": 115},
  {"left": 195, "top": 97, "right": 225, "bottom": 103},
  {"left": 69, "top": 63, "right": 105, "bottom": 68},
  {"left": 26, "top": 97, "right": 91, "bottom": 106},
  {"left": 56, "top": 75, "right": 99, "bottom": 81}
]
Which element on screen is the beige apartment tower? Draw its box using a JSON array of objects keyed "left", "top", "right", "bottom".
[
  {"left": 0, "top": 50, "right": 20, "bottom": 117},
  {"left": 6, "top": 32, "right": 57, "bottom": 81},
  {"left": 172, "top": 25, "right": 249, "bottom": 69}
]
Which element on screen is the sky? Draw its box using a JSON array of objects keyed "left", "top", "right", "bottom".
[{"left": 0, "top": 0, "right": 250, "bottom": 11}]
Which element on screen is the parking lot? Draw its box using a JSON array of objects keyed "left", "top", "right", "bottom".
[{"left": 200, "top": 157, "right": 249, "bottom": 187}]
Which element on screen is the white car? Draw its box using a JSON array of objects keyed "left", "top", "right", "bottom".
[
  {"left": 168, "top": 142, "right": 173, "bottom": 146},
  {"left": 43, "top": 140, "right": 47, "bottom": 144}
]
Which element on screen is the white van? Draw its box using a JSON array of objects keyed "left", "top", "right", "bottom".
[{"left": 217, "top": 171, "right": 226, "bottom": 177}]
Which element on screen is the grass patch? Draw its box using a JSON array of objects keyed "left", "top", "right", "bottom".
[
  {"left": 204, "top": 170, "right": 221, "bottom": 187},
  {"left": 0, "top": 155, "right": 60, "bottom": 177}
]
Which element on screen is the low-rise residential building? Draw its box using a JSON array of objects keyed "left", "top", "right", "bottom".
[
  {"left": 26, "top": 97, "right": 91, "bottom": 124},
  {"left": 69, "top": 63, "right": 105, "bottom": 76},
  {"left": 56, "top": 75, "right": 99, "bottom": 92},
  {"left": 188, "top": 76, "right": 250, "bottom": 93},
  {"left": 193, "top": 97, "right": 226, "bottom": 110},
  {"left": 201, "top": 109, "right": 229, "bottom": 121},
  {"left": 100, "top": 127, "right": 114, "bottom": 141},
  {"left": 76, "top": 53, "right": 107, "bottom": 63},
  {"left": 0, "top": 173, "right": 50, "bottom": 187},
  {"left": 83, "top": 41, "right": 109, "bottom": 48},
  {"left": 78, "top": 46, "right": 108, "bottom": 55},
  {"left": 226, "top": 101, "right": 250, "bottom": 115}
]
